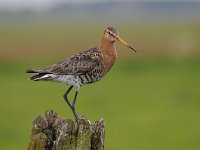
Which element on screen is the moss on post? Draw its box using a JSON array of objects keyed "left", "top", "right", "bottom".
[{"left": 27, "top": 110, "right": 105, "bottom": 150}]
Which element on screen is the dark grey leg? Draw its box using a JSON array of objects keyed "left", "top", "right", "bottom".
[
  {"left": 63, "top": 86, "right": 79, "bottom": 122},
  {"left": 72, "top": 90, "right": 78, "bottom": 108},
  {"left": 63, "top": 86, "right": 73, "bottom": 109},
  {"left": 71, "top": 90, "right": 79, "bottom": 121}
]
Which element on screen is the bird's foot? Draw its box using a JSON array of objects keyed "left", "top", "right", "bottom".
[
  {"left": 74, "top": 113, "right": 80, "bottom": 122},
  {"left": 71, "top": 106, "right": 80, "bottom": 122}
]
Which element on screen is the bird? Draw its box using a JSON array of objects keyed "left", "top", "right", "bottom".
[{"left": 27, "top": 27, "right": 136, "bottom": 122}]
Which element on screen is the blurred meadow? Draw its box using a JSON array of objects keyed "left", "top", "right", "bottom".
[{"left": 0, "top": 1, "right": 200, "bottom": 150}]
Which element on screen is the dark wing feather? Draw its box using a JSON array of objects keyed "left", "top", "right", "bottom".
[{"left": 27, "top": 47, "right": 102, "bottom": 75}]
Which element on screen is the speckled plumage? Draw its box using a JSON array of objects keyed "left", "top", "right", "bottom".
[{"left": 27, "top": 46, "right": 116, "bottom": 90}]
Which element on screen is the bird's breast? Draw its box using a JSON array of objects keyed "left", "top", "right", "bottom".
[
  {"left": 77, "top": 56, "right": 115, "bottom": 85},
  {"left": 102, "top": 54, "right": 117, "bottom": 73}
]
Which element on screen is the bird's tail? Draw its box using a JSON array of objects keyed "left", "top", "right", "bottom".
[
  {"left": 26, "top": 69, "right": 37, "bottom": 73},
  {"left": 26, "top": 69, "right": 50, "bottom": 81},
  {"left": 29, "top": 73, "right": 48, "bottom": 81}
]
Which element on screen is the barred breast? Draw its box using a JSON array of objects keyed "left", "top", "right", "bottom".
[{"left": 78, "top": 67, "right": 105, "bottom": 84}]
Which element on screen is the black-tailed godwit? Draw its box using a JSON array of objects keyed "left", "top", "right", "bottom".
[{"left": 27, "top": 27, "right": 136, "bottom": 121}]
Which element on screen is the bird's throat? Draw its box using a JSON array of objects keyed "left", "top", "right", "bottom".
[
  {"left": 101, "top": 37, "right": 117, "bottom": 57},
  {"left": 100, "top": 37, "right": 117, "bottom": 72}
]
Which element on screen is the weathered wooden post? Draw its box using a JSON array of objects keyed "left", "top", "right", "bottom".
[{"left": 27, "top": 110, "right": 104, "bottom": 150}]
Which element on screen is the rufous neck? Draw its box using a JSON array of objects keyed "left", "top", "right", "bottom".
[{"left": 101, "top": 37, "right": 117, "bottom": 57}]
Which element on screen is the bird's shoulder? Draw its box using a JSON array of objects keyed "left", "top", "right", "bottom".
[
  {"left": 59, "top": 47, "right": 103, "bottom": 65},
  {"left": 36, "top": 47, "right": 103, "bottom": 75}
]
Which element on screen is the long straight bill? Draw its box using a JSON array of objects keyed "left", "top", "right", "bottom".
[{"left": 117, "top": 36, "right": 137, "bottom": 52}]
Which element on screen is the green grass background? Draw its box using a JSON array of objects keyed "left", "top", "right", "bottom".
[{"left": 0, "top": 23, "right": 200, "bottom": 149}]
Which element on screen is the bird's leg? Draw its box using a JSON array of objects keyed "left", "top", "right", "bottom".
[
  {"left": 63, "top": 86, "right": 79, "bottom": 122},
  {"left": 63, "top": 85, "right": 73, "bottom": 109},
  {"left": 71, "top": 90, "right": 79, "bottom": 121},
  {"left": 72, "top": 90, "right": 78, "bottom": 108}
]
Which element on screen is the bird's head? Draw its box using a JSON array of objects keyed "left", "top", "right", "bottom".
[{"left": 103, "top": 27, "right": 137, "bottom": 52}]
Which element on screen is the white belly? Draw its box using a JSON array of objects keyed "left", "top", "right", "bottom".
[{"left": 42, "top": 74, "right": 82, "bottom": 90}]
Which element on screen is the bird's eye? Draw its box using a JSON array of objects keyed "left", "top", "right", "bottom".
[{"left": 108, "top": 31, "right": 111, "bottom": 35}]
